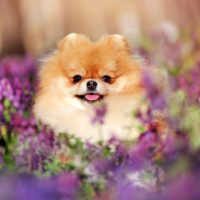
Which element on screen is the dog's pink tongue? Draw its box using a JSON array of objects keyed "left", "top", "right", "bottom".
[{"left": 85, "top": 94, "right": 100, "bottom": 101}]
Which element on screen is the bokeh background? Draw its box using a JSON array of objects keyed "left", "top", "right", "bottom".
[
  {"left": 1, "top": 1, "right": 200, "bottom": 199},
  {"left": 1, "top": 0, "right": 200, "bottom": 56}
]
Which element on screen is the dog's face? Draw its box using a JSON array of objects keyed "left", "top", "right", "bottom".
[{"left": 38, "top": 33, "right": 142, "bottom": 105}]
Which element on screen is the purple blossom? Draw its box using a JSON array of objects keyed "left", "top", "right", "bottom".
[
  {"left": 0, "top": 173, "right": 79, "bottom": 200},
  {"left": 0, "top": 56, "right": 35, "bottom": 79},
  {"left": 56, "top": 172, "right": 80, "bottom": 199},
  {"left": 178, "top": 60, "right": 200, "bottom": 104},
  {"left": 142, "top": 69, "right": 166, "bottom": 110},
  {"left": 91, "top": 104, "right": 107, "bottom": 124},
  {"left": 162, "top": 173, "right": 200, "bottom": 200},
  {"left": 115, "top": 178, "right": 153, "bottom": 200}
]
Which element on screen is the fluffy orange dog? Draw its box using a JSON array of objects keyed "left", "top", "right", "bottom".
[{"left": 34, "top": 33, "right": 143, "bottom": 142}]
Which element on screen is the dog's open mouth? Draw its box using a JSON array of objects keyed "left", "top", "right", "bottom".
[{"left": 76, "top": 93, "right": 103, "bottom": 103}]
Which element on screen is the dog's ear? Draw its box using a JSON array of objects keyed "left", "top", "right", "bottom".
[
  {"left": 99, "top": 34, "right": 131, "bottom": 53},
  {"left": 57, "top": 33, "right": 89, "bottom": 51}
]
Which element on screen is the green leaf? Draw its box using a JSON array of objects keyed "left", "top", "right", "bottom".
[
  {"left": 102, "top": 146, "right": 111, "bottom": 156},
  {"left": 137, "top": 125, "right": 146, "bottom": 133},
  {"left": 3, "top": 110, "right": 10, "bottom": 122},
  {"left": 80, "top": 182, "right": 95, "bottom": 200},
  {"left": 64, "top": 162, "right": 76, "bottom": 170},
  {"left": 3, "top": 99, "right": 11, "bottom": 108}
]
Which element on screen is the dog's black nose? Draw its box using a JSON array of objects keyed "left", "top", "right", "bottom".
[{"left": 87, "top": 80, "right": 97, "bottom": 91}]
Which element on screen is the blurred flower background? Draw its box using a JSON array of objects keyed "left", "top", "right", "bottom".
[
  {"left": 1, "top": 0, "right": 200, "bottom": 55},
  {"left": 1, "top": 0, "right": 200, "bottom": 200}
]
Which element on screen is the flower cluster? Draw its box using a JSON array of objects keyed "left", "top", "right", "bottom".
[{"left": 1, "top": 28, "right": 200, "bottom": 200}]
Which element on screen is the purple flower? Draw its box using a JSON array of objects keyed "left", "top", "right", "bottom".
[
  {"left": 142, "top": 68, "right": 166, "bottom": 110},
  {"left": 0, "top": 103, "right": 3, "bottom": 116},
  {"left": 91, "top": 104, "right": 107, "bottom": 124},
  {"left": 115, "top": 178, "right": 152, "bottom": 200},
  {"left": 162, "top": 173, "right": 200, "bottom": 200},
  {"left": 0, "top": 56, "right": 36, "bottom": 79},
  {"left": 0, "top": 173, "right": 80, "bottom": 200},
  {"left": 0, "top": 175, "right": 58, "bottom": 200},
  {"left": 56, "top": 172, "right": 80, "bottom": 199},
  {"left": 178, "top": 61, "right": 200, "bottom": 104}
]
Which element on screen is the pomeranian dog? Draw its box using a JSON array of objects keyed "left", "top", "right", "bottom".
[{"left": 34, "top": 33, "right": 144, "bottom": 142}]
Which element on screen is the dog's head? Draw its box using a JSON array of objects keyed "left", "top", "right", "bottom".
[{"left": 37, "top": 33, "right": 142, "bottom": 105}]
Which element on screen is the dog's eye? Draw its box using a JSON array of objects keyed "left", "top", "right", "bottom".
[
  {"left": 102, "top": 75, "right": 111, "bottom": 83},
  {"left": 73, "top": 75, "right": 82, "bottom": 83}
]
